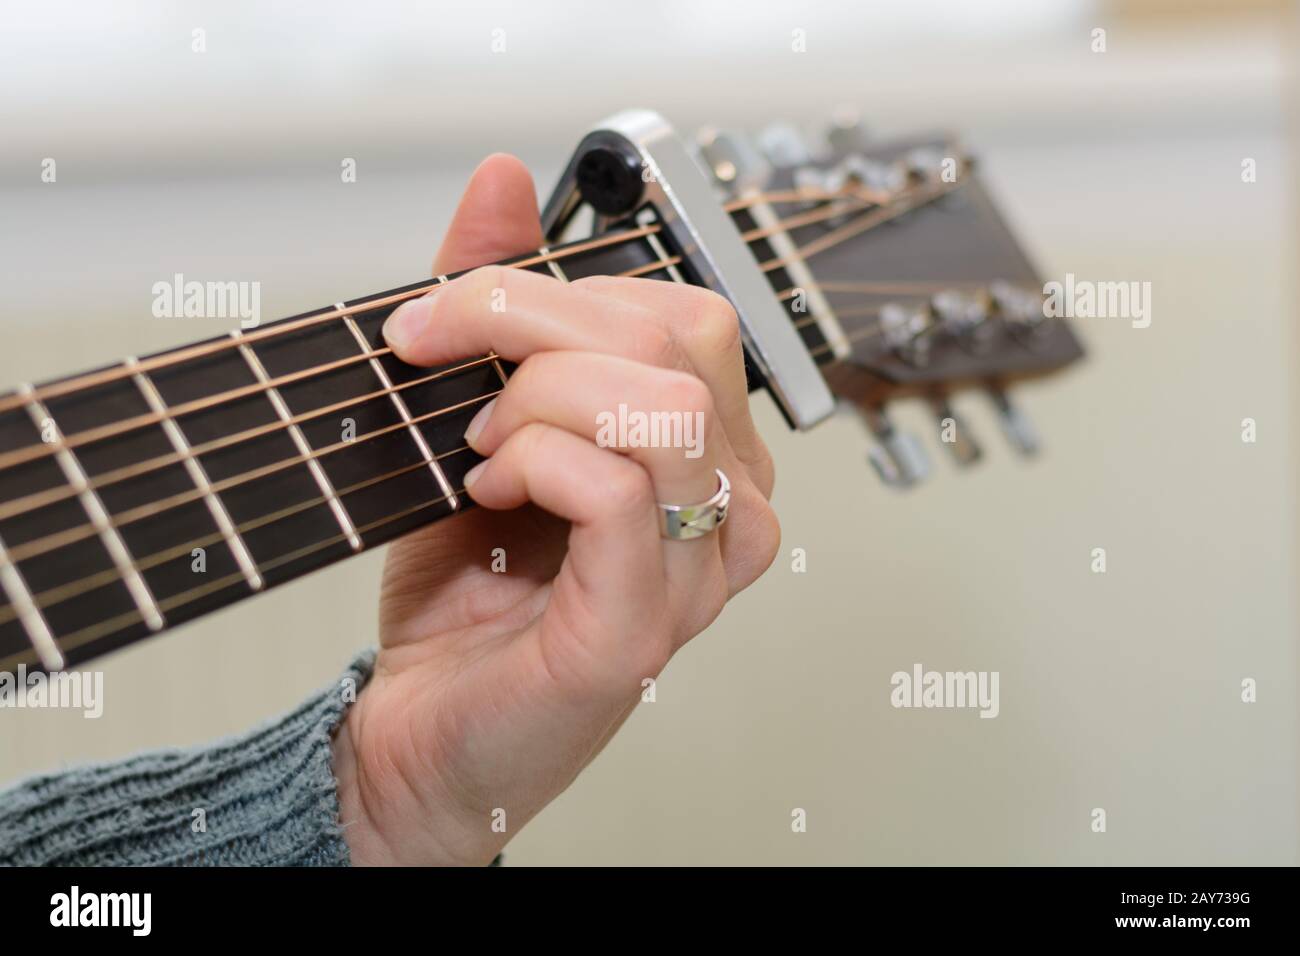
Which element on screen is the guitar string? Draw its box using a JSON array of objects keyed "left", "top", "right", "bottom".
[
  {"left": 0, "top": 185, "right": 960, "bottom": 588},
  {"left": 0, "top": 356, "right": 499, "bottom": 522},
  {"left": 0, "top": 245, "right": 677, "bottom": 488},
  {"left": 0, "top": 235, "right": 669, "bottom": 473},
  {"left": 0, "top": 184, "right": 893, "bottom": 474},
  {"left": 3, "top": 388, "right": 501, "bottom": 565},
  {"left": 0, "top": 185, "right": 944, "bottom": 561},
  {"left": 0, "top": 295, "right": 918, "bottom": 635},
  {"left": 0, "top": 446, "right": 475, "bottom": 627},
  {"left": 759, "top": 180, "right": 960, "bottom": 273},
  {"left": 0, "top": 181, "right": 967, "bottom": 659},
  {"left": 780, "top": 279, "right": 995, "bottom": 300},
  {"left": 0, "top": 325, "right": 921, "bottom": 643},
  {"left": 0, "top": 177, "right": 899, "bottom": 424},
  {"left": 0, "top": 483, "right": 474, "bottom": 671},
  {"left": 0, "top": 223, "right": 669, "bottom": 418},
  {"left": 808, "top": 298, "right": 1041, "bottom": 360},
  {"left": 0, "top": 178, "right": 937, "bottom": 480}
]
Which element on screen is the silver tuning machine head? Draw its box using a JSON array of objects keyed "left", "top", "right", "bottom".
[
  {"left": 932, "top": 288, "right": 996, "bottom": 354},
  {"left": 824, "top": 106, "right": 869, "bottom": 158},
  {"left": 757, "top": 123, "right": 814, "bottom": 169},
  {"left": 879, "top": 301, "right": 937, "bottom": 367},
  {"left": 991, "top": 279, "right": 1052, "bottom": 345},
  {"left": 989, "top": 389, "right": 1040, "bottom": 456},
  {"left": 860, "top": 405, "right": 930, "bottom": 489},
  {"left": 930, "top": 396, "right": 982, "bottom": 467}
]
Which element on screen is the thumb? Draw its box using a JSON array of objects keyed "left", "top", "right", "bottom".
[{"left": 432, "top": 153, "right": 545, "bottom": 276}]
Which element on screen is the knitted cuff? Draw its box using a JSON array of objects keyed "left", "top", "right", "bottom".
[{"left": 0, "top": 649, "right": 376, "bottom": 867}]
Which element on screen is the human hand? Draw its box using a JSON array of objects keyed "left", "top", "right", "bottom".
[{"left": 332, "top": 154, "right": 780, "bottom": 866}]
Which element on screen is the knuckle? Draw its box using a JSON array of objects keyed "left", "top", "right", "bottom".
[
  {"left": 686, "top": 290, "right": 742, "bottom": 353},
  {"left": 657, "top": 370, "right": 714, "bottom": 420},
  {"left": 591, "top": 460, "right": 655, "bottom": 521},
  {"left": 631, "top": 320, "right": 682, "bottom": 370},
  {"left": 466, "top": 264, "right": 511, "bottom": 306},
  {"left": 508, "top": 351, "right": 549, "bottom": 391},
  {"left": 510, "top": 420, "right": 552, "bottom": 459},
  {"left": 499, "top": 356, "right": 539, "bottom": 407}
]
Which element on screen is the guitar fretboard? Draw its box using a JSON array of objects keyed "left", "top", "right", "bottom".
[{"left": 0, "top": 219, "right": 694, "bottom": 676}]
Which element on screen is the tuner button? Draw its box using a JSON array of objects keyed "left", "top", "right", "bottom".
[
  {"left": 932, "top": 288, "right": 995, "bottom": 353},
  {"left": 696, "top": 129, "right": 772, "bottom": 191},
  {"left": 989, "top": 390, "right": 1040, "bottom": 457},
  {"left": 991, "top": 279, "right": 1050, "bottom": 340},
  {"left": 880, "top": 302, "right": 935, "bottom": 366},
  {"left": 824, "top": 107, "right": 869, "bottom": 158},
  {"left": 861, "top": 406, "right": 930, "bottom": 489},
  {"left": 757, "top": 123, "right": 814, "bottom": 168},
  {"left": 840, "top": 154, "right": 908, "bottom": 195},
  {"left": 931, "top": 397, "right": 982, "bottom": 467},
  {"left": 902, "top": 146, "right": 947, "bottom": 184}
]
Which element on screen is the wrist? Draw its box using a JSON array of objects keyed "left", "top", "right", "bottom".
[
  {"left": 332, "top": 681, "right": 502, "bottom": 867},
  {"left": 331, "top": 705, "right": 389, "bottom": 866}
]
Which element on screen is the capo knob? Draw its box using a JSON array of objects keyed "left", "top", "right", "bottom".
[{"left": 861, "top": 406, "right": 930, "bottom": 489}]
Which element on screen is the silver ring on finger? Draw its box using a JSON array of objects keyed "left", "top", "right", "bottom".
[{"left": 657, "top": 468, "right": 730, "bottom": 541}]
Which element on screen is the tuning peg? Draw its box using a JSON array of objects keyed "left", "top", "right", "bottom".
[
  {"left": 824, "top": 106, "right": 869, "bottom": 158},
  {"left": 757, "top": 123, "right": 814, "bottom": 169},
  {"left": 696, "top": 128, "right": 771, "bottom": 191},
  {"left": 930, "top": 397, "right": 982, "bottom": 466},
  {"left": 861, "top": 406, "right": 930, "bottom": 488},
  {"left": 879, "top": 302, "right": 935, "bottom": 367},
  {"left": 989, "top": 389, "right": 1040, "bottom": 456},
  {"left": 990, "top": 280, "right": 1051, "bottom": 343},
  {"left": 932, "top": 288, "right": 995, "bottom": 354},
  {"left": 900, "top": 146, "right": 949, "bottom": 185}
]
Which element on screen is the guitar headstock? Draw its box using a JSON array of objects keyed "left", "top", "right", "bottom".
[
  {"left": 541, "top": 110, "right": 1083, "bottom": 488},
  {"left": 695, "top": 116, "right": 1085, "bottom": 487}
]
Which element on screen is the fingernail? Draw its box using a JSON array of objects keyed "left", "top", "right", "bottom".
[
  {"left": 382, "top": 298, "right": 429, "bottom": 352},
  {"left": 463, "top": 397, "right": 497, "bottom": 448},
  {"left": 463, "top": 460, "right": 487, "bottom": 488}
]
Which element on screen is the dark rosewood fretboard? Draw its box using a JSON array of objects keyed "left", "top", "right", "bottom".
[{"left": 0, "top": 217, "right": 696, "bottom": 676}]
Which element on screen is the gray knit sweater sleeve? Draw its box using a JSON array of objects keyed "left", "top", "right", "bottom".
[{"left": 0, "top": 650, "right": 375, "bottom": 866}]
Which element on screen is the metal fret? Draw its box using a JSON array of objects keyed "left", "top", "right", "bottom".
[
  {"left": 1, "top": 216, "right": 782, "bottom": 678},
  {"left": 19, "top": 384, "right": 165, "bottom": 631},
  {"left": 231, "top": 331, "right": 362, "bottom": 551},
  {"left": 0, "top": 532, "right": 62, "bottom": 670},
  {"left": 538, "top": 246, "right": 570, "bottom": 283},
  {"left": 740, "top": 193, "right": 849, "bottom": 359},
  {"left": 126, "top": 357, "right": 265, "bottom": 590},
  {"left": 636, "top": 210, "right": 688, "bottom": 285},
  {"left": 338, "top": 304, "right": 460, "bottom": 511}
]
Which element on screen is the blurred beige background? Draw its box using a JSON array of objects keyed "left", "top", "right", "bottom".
[{"left": 0, "top": 0, "right": 1295, "bottom": 864}]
